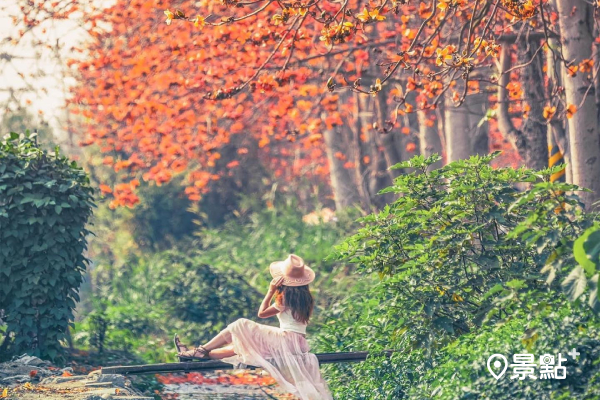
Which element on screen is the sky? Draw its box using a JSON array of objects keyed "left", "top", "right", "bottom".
[{"left": 0, "top": 0, "right": 110, "bottom": 145}]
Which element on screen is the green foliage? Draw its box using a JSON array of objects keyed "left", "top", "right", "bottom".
[
  {"left": 409, "top": 303, "right": 600, "bottom": 399},
  {"left": 0, "top": 131, "right": 94, "bottom": 361},
  {"left": 0, "top": 109, "right": 57, "bottom": 151},
  {"left": 73, "top": 250, "right": 260, "bottom": 362},
  {"left": 77, "top": 197, "right": 358, "bottom": 363},
  {"left": 125, "top": 177, "right": 198, "bottom": 250},
  {"left": 506, "top": 172, "right": 598, "bottom": 311},
  {"left": 318, "top": 153, "right": 600, "bottom": 399},
  {"left": 193, "top": 196, "right": 361, "bottom": 295},
  {"left": 561, "top": 223, "right": 600, "bottom": 311}
]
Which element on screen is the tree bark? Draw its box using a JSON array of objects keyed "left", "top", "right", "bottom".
[
  {"left": 444, "top": 83, "right": 489, "bottom": 162},
  {"left": 322, "top": 117, "right": 361, "bottom": 210},
  {"left": 445, "top": 95, "right": 472, "bottom": 162},
  {"left": 519, "top": 39, "right": 549, "bottom": 171},
  {"left": 556, "top": 0, "right": 600, "bottom": 208},
  {"left": 347, "top": 91, "right": 372, "bottom": 209},
  {"left": 544, "top": 2, "right": 570, "bottom": 181},
  {"left": 417, "top": 108, "right": 443, "bottom": 169},
  {"left": 375, "top": 89, "right": 403, "bottom": 178},
  {"left": 469, "top": 90, "right": 489, "bottom": 157},
  {"left": 497, "top": 42, "right": 549, "bottom": 171},
  {"left": 358, "top": 94, "right": 395, "bottom": 208}
]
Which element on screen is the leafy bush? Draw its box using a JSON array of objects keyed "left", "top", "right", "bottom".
[
  {"left": 409, "top": 302, "right": 600, "bottom": 399},
  {"left": 328, "top": 153, "right": 597, "bottom": 343},
  {"left": 318, "top": 153, "right": 600, "bottom": 399},
  {"left": 74, "top": 250, "right": 263, "bottom": 362},
  {"left": 193, "top": 196, "right": 362, "bottom": 303},
  {"left": 0, "top": 132, "right": 94, "bottom": 361},
  {"left": 78, "top": 197, "right": 359, "bottom": 363}
]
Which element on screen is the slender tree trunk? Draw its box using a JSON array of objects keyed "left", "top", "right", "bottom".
[
  {"left": 556, "top": 0, "right": 600, "bottom": 208},
  {"left": 595, "top": 23, "right": 600, "bottom": 126},
  {"left": 519, "top": 39, "right": 549, "bottom": 171},
  {"left": 444, "top": 87, "right": 489, "bottom": 162},
  {"left": 545, "top": 2, "right": 570, "bottom": 180},
  {"left": 358, "top": 94, "right": 394, "bottom": 208},
  {"left": 445, "top": 95, "right": 472, "bottom": 162},
  {"left": 322, "top": 116, "right": 360, "bottom": 210},
  {"left": 348, "top": 92, "right": 372, "bottom": 209},
  {"left": 469, "top": 90, "right": 489, "bottom": 156},
  {"left": 375, "top": 89, "right": 403, "bottom": 178},
  {"left": 417, "top": 109, "right": 443, "bottom": 169},
  {"left": 498, "top": 42, "right": 549, "bottom": 170}
]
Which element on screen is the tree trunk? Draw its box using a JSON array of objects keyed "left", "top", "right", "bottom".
[
  {"left": 322, "top": 118, "right": 360, "bottom": 210},
  {"left": 498, "top": 42, "right": 549, "bottom": 170},
  {"left": 556, "top": 0, "right": 600, "bottom": 208},
  {"left": 469, "top": 90, "right": 489, "bottom": 156},
  {"left": 445, "top": 95, "right": 471, "bottom": 162},
  {"left": 417, "top": 109, "right": 443, "bottom": 169},
  {"left": 444, "top": 86, "right": 489, "bottom": 162},
  {"left": 358, "top": 94, "right": 395, "bottom": 208},
  {"left": 545, "top": 2, "right": 570, "bottom": 181},
  {"left": 519, "top": 39, "right": 549, "bottom": 171},
  {"left": 349, "top": 91, "right": 372, "bottom": 209},
  {"left": 375, "top": 89, "right": 403, "bottom": 178}
]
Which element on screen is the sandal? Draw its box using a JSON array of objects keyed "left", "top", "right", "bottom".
[
  {"left": 174, "top": 334, "right": 210, "bottom": 362},
  {"left": 179, "top": 345, "right": 211, "bottom": 361},
  {"left": 174, "top": 334, "right": 191, "bottom": 362}
]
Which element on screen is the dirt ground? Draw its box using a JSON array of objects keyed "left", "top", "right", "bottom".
[{"left": 0, "top": 355, "right": 153, "bottom": 400}]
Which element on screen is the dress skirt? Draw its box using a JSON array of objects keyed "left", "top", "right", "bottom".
[{"left": 220, "top": 318, "right": 333, "bottom": 400}]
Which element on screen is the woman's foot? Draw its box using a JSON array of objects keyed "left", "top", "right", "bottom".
[
  {"left": 174, "top": 333, "right": 190, "bottom": 353},
  {"left": 175, "top": 333, "right": 209, "bottom": 362},
  {"left": 178, "top": 345, "right": 210, "bottom": 361}
]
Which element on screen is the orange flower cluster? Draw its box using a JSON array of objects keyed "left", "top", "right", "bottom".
[
  {"left": 61, "top": 0, "right": 524, "bottom": 206},
  {"left": 157, "top": 371, "right": 277, "bottom": 386}
]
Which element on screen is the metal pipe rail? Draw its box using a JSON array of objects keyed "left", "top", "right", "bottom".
[{"left": 101, "top": 351, "right": 374, "bottom": 375}]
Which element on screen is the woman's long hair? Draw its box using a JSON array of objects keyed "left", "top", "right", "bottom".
[{"left": 276, "top": 285, "right": 314, "bottom": 324}]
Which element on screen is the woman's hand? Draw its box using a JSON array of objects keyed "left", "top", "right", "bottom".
[
  {"left": 269, "top": 276, "right": 284, "bottom": 293},
  {"left": 258, "top": 277, "right": 285, "bottom": 319}
]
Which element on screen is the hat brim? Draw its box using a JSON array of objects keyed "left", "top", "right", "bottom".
[{"left": 269, "top": 261, "right": 316, "bottom": 286}]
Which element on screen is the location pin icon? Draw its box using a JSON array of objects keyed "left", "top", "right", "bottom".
[{"left": 487, "top": 354, "right": 508, "bottom": 380}]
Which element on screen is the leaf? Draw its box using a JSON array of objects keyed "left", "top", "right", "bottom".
[
  {"left": 433, "top": 316, "right": 454, "bottom": 334},
  {"left": 561, "top": 265, "right": 587, "bottom": 301},
  {"left": 589, "top": 274, "right": 599, "bottom": 312},
  {"left": 573, "top": 225, "right": 600, "bottom": 276},
  {"left": 506, "top": 279, "right": 526, "bottom": 290},
  {"left": 541, "top": 264, "right": 556, "bottom": 285}
]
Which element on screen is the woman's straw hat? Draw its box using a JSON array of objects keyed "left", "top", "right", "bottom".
[{"left": 269, "top": 254, "right": 315, "bottom": 286}]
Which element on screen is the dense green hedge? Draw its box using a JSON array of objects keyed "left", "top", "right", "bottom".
[{"left": 0, "top": 132, "right": 94, "bottom": 361}]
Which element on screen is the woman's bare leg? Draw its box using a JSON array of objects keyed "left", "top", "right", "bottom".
[
  {"left": 202, "top": 329, "right": 232, "bottom": 352},
  {"left": 178, "top": 328, "right": 233, "bottom": 358},
  {"left": 207, "top": 345, "right": 236, "bottom": 360}
]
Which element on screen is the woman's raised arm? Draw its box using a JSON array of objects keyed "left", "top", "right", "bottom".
[{"left": 257, "top": 276, "right": 284, "bottom": 318}]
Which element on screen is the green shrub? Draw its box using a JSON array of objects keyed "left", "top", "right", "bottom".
[
  {"left": 0, "top": 132, "right": 94, "bottom": 361},
  {"left": 73, "top": 250, "right": 263, "bottom": 362},
  {"left": 328, "top": 153, "right": 597, "bottom": 345},
  {"left": 409, "top": 302, "right": 600, "bottom": 399},
  {"left": 318, "top": 153, "right": 599, "bottom": 398},
  {"left": 78, "top": 197, "right": 359, "bottom": 363},
  {"left": 193, "top": 197, "right": 362, "bottom": 302}
]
